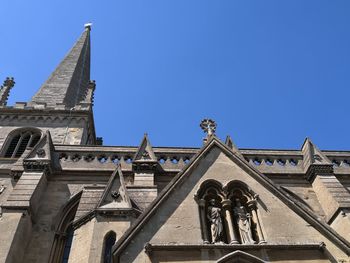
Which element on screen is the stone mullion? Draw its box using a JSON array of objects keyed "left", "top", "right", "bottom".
[
  {"left": 56, "top": 236, "right": 65, "bottom": 263},
  {"left": 198, "top": 199, "right": 210, "bottom": 244},
  {"left": 221, "top": 199, "right": 239, "bottom": 244},
  {"left": 11, "top": 134, "right": 23, "bottom": 158},
  {"left": 27, "top": 133, "right": 34, "bottom": 149}
]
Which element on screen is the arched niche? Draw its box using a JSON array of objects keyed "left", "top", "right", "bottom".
[
  {"left": 224, "top": 181, "right": 265, "bottom": 244},
  {"left": 195, "top": 180, "right": 224, "bottom": 244},
  {"left": 195, "top": 179, "right": 266, "bottom": 245}
]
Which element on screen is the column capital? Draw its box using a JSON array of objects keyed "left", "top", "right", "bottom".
[
  {"left": 221, "top": 199, "right": 232, "bottom": 209},
  {"left": 247, "top": 200, "right": 257, "bottom": 210},
  {"left": 198, "top": 199, "right": 206, "bottom": 207}
]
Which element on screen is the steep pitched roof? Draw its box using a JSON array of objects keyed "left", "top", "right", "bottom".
[
  {"left": 30, "top": 25, "right": 91, "bottom": 109},
  {"left": 112, "top": 136, "right": 350, "bottom": 259}
]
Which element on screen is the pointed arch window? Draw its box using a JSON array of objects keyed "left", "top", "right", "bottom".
[
  {"left": 48, "top": 192, "right": 81, "bottom": 263},
  {"left": 103, "top": 231, "right": 116, "bottom": 263},
  {"left": 2, "top": 128, "right": 41, "bottom": 158},
  {"left": 62, "top": 225, "right": 74, "bottom": 263}
]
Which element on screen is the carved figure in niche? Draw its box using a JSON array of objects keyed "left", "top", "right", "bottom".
[
  {"left": 233, "top": 199, "right": 255, "bottom": 244},
  {"left": 207, "top": 199, "right": 223, "bottom": 243}
]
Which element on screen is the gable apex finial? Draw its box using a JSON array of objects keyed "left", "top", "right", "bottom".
[
  {"left": 0, "top": 77, "right": 15, "bottom": 106},
  {"left": 200, "top": 118, "right": 217, "bottom": 144},
  {"left": 200, "top": 118, "right": 216, "bottom": 136}
]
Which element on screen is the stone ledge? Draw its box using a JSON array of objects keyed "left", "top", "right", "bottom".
[{"left": 144, "top": 242, "right": 325, "bottom": 252}]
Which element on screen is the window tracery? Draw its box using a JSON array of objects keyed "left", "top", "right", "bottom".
[
  {"left": 195, "top": 180, "right": 265, "bottom": 245},
  {"left": 2, "top": 128, "right": 41, "bottom": 158}
]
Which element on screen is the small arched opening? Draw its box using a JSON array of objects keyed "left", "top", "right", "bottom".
[{"left": 102, "top": 231, "right": 116, "bottom": 263}]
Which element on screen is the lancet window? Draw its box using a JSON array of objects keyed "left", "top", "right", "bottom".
[
  {"left": 103, "top": 231, "right": 116, "bottom": 263},
  {"left": 195, "top": 180, "right": 265, "bottom": 245},
  {"left": 48, "top": 192, "right": 81, "bottom": 263},
  {"left": 2, "top": 128, "right": 41, "bottom": 158}
]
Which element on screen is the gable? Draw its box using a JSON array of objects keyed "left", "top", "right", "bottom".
[
  {"left": 148, "top": 147, "right": 322, "bottom": 244},
  {"left": 97, "top": 167, "right": 131, "bottom": 210},
  {"left": 114, "top": 138, "right": 350, "bottom": 263}
]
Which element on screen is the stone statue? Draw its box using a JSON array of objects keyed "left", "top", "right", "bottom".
[
  {"left": 207, "top": 199, "right": 223, "bottom": 243},
  {"left": 233, "top": 199, "right": 255, "bottom": 244}
]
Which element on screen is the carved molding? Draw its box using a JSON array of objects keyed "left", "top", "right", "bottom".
[
  {"left": 305, "top": 164, "right": 334, "bottom": 182},
  {"left": 23, "top": 160, "right": 51, "bottom": 173}
]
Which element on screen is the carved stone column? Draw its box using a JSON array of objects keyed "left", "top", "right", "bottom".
[
  {"left": 198, "top": 199, "right": 210, "bottom": 244},
  {"left": 247, "top": 200, "right": 265, "bottom": 244},
  {"left": 221, "top": 199, "right": 239, "bottom": 244}
]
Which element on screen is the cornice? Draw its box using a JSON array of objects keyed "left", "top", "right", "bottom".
[{"left": 144, "top": 242, "right": 325, "bottom": 253}]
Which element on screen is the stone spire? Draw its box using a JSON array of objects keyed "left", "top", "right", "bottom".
[
  {"left": 30, "top": 24, "right": 91, "bottom": 109},
  {"left": 0, "top": 77, "right": 15, "bottom": 106}
]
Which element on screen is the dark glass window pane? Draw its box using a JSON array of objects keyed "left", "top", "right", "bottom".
[
  {"left": 15, "top": 134, "right": 30, "bottom": 157},
  {"left": 5, "top": 135, "right": 20, "bottom": 157},
  {"left": 62, "top": 226, "right": 74, "bottom": 263},
  {"left": 104, "top": 232, "right": 116, "bottom": 263},
  {"left": 29, "top": 135, "right": 40, "bottom": 147}
]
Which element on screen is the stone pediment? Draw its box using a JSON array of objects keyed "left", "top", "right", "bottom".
[
  {"left": 97, "top": 166, "right": 132, "bottom": 210},
  {"left": 133, "top": 134, "right": 157, "bottom": 163},
  {"left": 113, "top": 136, "right": 350, "bottom": 263}
]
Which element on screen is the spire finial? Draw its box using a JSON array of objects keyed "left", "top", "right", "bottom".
[
  {"left": 84, "top": 23, "right": 92, "bottom": 31},
  {"left": 0, "top": 77, "right": 15, "bottom": 106},
  {"left": 200, "top": 118, "right": 217, "bottom": 136},
  {"left": 3, "top": 77, "right": 15, "bottom": 88}
]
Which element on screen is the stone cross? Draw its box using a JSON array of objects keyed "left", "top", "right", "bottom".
[{"left": 200, "top": 119, "right": 217, "bottom": 136}]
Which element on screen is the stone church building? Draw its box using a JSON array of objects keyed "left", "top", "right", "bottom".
[{"left": 0, "top": 25, "right": 350, "bottom": 263}]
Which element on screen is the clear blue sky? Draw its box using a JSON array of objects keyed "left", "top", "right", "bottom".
[{"left": 1, "top": 1, "right": 350, "bottom": 149}]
